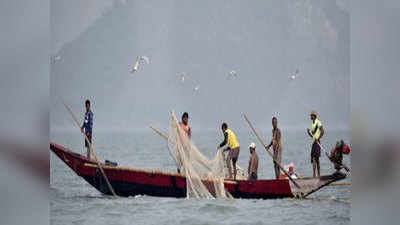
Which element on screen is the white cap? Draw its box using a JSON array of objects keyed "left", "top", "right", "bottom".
[{"left": 249, "top": 142, "right": 256, "bottom": 149}]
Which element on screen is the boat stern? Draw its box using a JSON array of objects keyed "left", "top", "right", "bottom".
[{"left": 289, "top": 172, "right": 347, "bottom": 198}]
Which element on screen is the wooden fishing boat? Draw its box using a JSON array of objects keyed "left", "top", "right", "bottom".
[{"left": 50, "top": 142, "right": 347, "bottom": 199}]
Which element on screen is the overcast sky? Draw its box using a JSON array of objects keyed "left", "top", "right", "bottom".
[
  {"left": 50, "top": 0, "right": 350, "bottom": 133},
  {"left": 0, "top": 0, "right": 49, "bottom": 141}
]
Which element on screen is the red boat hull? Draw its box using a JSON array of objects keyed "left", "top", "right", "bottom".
[{"left": 50, "top": 142, "right": 346, "bottom": 199}]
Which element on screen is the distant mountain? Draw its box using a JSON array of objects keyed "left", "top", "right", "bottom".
[{"left": 51, "top": 0, "right": 349, "bottom": 132}]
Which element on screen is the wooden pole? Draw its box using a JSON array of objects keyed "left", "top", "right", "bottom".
[
  {"left": 328, "top": 182, "right": 351, "bottom": 186},
  {"left": 244, "top": 114, "right": 301, "bottom": 189},
  {"left": 151, "top": 124, "right": 210, "bottom": 172},
  {"left": 63, "top": 102, "right": 117, "bottom": 197},
  {"left": 150, "top": 125, "right": 169, "bottom": 140},
  {"left": 149, "top": 125, "right": 179, "bottom": 168}
]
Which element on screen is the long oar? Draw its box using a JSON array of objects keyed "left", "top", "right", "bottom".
[
  {"left": 244, "top": 114, "right": 301, "bottom": 189},
  {"left": 63, "top": 102, "right": 117, "bottom": 197},
  {"left": 150, "top": 125, "right": 214, "bottom": 171},
  {"left": 150, "top": 125, "right": 213, "bottom": 172},
  {"left": 316, "top": 142, "right": 350, "bottom": 172},
  {"left": 150, "top": 125, "right": 169, "bottom": 140},
  {"left": 149, "top": 125, "right": 179, "bottom": 168}
]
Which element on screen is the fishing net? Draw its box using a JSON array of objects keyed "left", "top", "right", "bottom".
[{"left": 167, "top": 112, "right": 233, "bottom": 199}]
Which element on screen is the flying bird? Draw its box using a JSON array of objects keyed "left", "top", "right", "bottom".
[
  {"left": 289, "top": 68, "right": 299, "bottom": 81},
  {"left": 51, "top": 55, "right": 61, "bottom": 64},
  {"left": 193, "top": 85, "right": 200, "bottom": 93},
  {"left": 226, "top": 70, "right": 237, "bottom": 80},
  {"left": 130, "top": 56, "right": 150, "bottom": 73},
  {"left": 178, "top": 72, "right": 200, "bottom": 94},
  {"left": 180, "top": 72, "right": 191, "bottom": 83}
]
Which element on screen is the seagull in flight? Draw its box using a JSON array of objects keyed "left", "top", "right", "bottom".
[
  {"left": 178, "top": 72, "right": 200, "bottom": 94},
  {"left": 180, "top": 72, "right": 191, "bottom": 83},
  {"left": 51, "top": 55, "right": 61, "bottom": 64},
  {"left": 193, "top": 85, "right": 200, "bottom": 93},
  {"left": 289, "top": 68, "right": 299, "bottom": 81},
  {"left": 226, "top": 70, "right": 237, "bottom": 80},
  {"left": 130, "top": 56, "right": 150, "bottom": 74}
]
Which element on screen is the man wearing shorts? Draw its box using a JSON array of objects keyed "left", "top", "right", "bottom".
[
  {"left": 307, "top": 110, "right": 324, "bottom": 178},
  {"left": 218, "top": 123, "right": 240, "bottom": 180}
]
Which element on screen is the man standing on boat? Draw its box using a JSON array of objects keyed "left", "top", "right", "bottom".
[
  {"left": 176, "top": 112, "right": 191, "bottom": 174},
  {"left": 179, "top": 112, "right": 191, "bottom": 139},
  {"left": 266, "top": 117, "right": 282, "bottom": 179},
  {"left": 81, "top": 99, "right": 93, "bottom": 159},
  {"left": 248, "top": 142, "right": 258, "bottom": 180},
  {"left": 307, "top": 110, "right": 324, "bottom": 178},
  {"left": 218, "top": 123, "right": 240, "bottom": 180}
]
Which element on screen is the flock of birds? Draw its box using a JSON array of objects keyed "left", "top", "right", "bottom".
[
  {"left": 51, "top": 54, "right": 300, "bottom": 94},
  {"left": 130, "top": 55, "right": 301, "bottom": 93}
]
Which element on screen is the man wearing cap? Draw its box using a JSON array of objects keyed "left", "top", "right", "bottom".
[
  {"left": 286, "top": 163, "right": 299, "bottom": 179},
  {"left": 307, "top": 110, "right": 324, "bottom": 178},
  {"left": 247, "top": 142, "right": 259, "bottom": 180},
  {"left": 266, "top": 117, "right": 283, "bottom": 179}
]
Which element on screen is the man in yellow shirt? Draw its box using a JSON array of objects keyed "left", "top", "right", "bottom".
[
  {"left": 218, "top": 123, "right": 240, "bottom": 180},
  {"left": 307, "top": 110, "right": 324, "bottom": 178}
]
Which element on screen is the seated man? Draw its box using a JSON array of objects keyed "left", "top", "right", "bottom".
[
  {"left": 280, "top": 163, "right": 300, "bottom": 179},
  {"left": 247, "top": 142, "right": 258, "bottom": 180},
  {"left": 287, "top": 163, "right": 300, "bottom": 179}
]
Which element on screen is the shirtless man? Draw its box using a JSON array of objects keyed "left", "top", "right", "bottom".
[
  {"left": 248, "top": 142, "right": 259, "bottom": 180},
  {"left": 266, "top": 117, "right": 282, "bottom": 179}
]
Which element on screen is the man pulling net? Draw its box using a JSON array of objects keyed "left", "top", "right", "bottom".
[{"left": 167, "top": 112, "right": 232, "bottom": 199}]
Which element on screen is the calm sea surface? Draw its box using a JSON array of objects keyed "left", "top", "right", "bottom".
[{"left": 50, "top": 130, "right": 350, "bottom": 225}]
